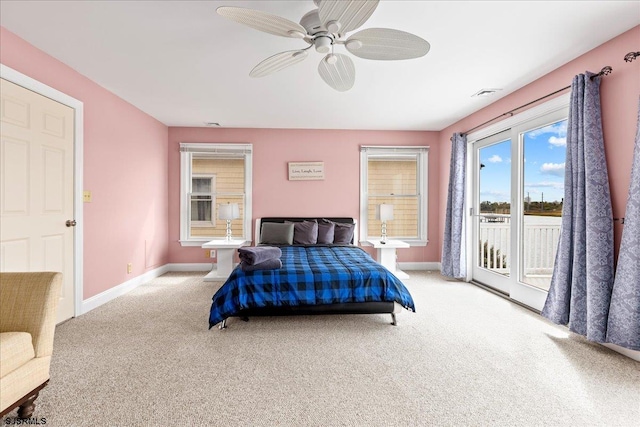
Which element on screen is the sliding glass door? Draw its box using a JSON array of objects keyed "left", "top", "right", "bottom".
[
  {"left": 472, "top": 131, "right": 512, "bottom": 294},
  {"left": 471, "top": 110, "right": 568, "bottom": 310},
  {"left": 520, "top": 122, "right": 566, "bottom": 292}
]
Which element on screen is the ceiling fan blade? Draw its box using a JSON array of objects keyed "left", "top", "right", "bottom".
[
  {"left": 217, "top": 6, "right": 307, "bottom": 38},
  {"left": 345, "top": 28, "right": 430, "bottom": 60},
  {"left": 318, "top": 0, "right": 379, "bottom": 34},
  {"left": 318, "top": 53, "right": 355, "bottom": 92},
  {"left": 250, "top": 50, "right": 309, "bottom": 78}
]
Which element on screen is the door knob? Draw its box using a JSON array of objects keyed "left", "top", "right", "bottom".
[{"left": 66, "top": 220, "right": 77, "bottom": 227}]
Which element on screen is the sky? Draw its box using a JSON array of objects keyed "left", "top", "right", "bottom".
[{"left": 479, "top": 119, "right": 567, "bottom": 204}]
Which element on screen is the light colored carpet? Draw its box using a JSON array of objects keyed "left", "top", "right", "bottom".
[{"left": 3, "top": 271, "right": 639, "bottom": 426}]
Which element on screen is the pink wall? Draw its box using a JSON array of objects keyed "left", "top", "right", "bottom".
[
  {"left": 167, "top": 128, "right": 441, "bottom": 263},
  {"left": 2, "top": 22, "right": 636, "bottom": 302},
  {"left": 438, "top": 26, "right": 640, "bottom": 261},
  {"left": 1, "top": 27, "right": 170, "bottom": 299}
]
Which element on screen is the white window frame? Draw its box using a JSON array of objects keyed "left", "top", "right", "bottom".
[
  {"left": 359, "top": 146, "right": 429, "bottom": 245},
  {"left": 179, "top": 143, "right": 252, "bottom": 246}
]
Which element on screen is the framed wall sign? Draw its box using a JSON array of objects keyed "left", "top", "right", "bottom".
[{"left": 288, "top": 162, "right": 324, "bottom": 181}]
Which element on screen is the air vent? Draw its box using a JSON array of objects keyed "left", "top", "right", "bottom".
[{"left": 472, "top": 88, "right": 502, "bottom": 98}]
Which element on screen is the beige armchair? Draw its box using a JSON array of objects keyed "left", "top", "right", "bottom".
[{"left": 0, "top": 272, "right": 62, "bottom": 419}]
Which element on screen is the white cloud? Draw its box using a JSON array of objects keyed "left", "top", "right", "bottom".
[
  {"left": 487, "top": 154, "right": 502, "bottom": 163},
  {"left": 540, "top": 162, "right": 565, "bottom": 176},
  {"left": 527, "top": 121, "right": 567, "bottom": 139},
  {"left": 548, "top": 136, "right": 566, "bottom": 147},
  {"left": 524, "top": 181, "right": 564, "bottom": 189}
]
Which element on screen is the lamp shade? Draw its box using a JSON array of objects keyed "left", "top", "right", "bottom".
[
  {"left": 377, "top": 204, "right": 394, "bottom": 221},
  {"left": 218, "top": 203, "right": 239, "bottom": 220}
]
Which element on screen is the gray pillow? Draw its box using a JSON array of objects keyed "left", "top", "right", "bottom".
[
  {"left": 317, "top": 219, "right": 335, "bottom": 244},
  {"left": 285, "top": 220, "right": 318, "bottom": 244},
  {"left": 333, "top": 222, "right": 355, "bottom": 244},
  {"left": 260, "top": 222, "right": 294, "bottom": 245}
]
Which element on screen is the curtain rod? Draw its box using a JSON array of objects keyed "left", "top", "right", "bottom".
[{"left": 462, "top": 65, "right": 612, "bottom": 136}]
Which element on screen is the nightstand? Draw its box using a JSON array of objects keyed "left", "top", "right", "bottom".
[
  {"left": 201, "top": 239, "right": 250, "bottom": 281},
  {"left": 367, "top": 239, "right": 410, "bottom": 279}
]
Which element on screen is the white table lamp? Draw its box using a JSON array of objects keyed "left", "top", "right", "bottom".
[
  {"left": 218, "top": 203, "right": 240, "bottom": 241},
  {"left": 377, "top": 204, "right": 394, "bottom": 243}
]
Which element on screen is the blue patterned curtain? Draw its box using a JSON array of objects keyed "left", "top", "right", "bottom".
[
  {"left": 606, "top": 97, "right": 640, "bottom": 351},
  {"left": 541, "top": 72, "right": 614, "bottom": 342},
  {"left": 442, "top": 133, "right": 467, "bottom": 278}
]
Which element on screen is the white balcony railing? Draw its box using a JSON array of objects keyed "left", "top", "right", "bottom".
[{"left": 478, "top": 215, "right": 561, "bottom": 279}]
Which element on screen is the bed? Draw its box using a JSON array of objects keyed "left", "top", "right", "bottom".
[{"left": 208, "top": 217, "right": 415, "bottom": 329}]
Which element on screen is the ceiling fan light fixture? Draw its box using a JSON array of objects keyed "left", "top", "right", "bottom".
[
  {"left": 345, "top": 39, "right": 362, "bottom": 50},
  {"left": 314, "top": 35, "right": 332, "bottom": 53}
]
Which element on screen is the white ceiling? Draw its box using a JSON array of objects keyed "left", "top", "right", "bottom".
[{"left": 1, "top": 1, "right": 638, "bottom": 130}]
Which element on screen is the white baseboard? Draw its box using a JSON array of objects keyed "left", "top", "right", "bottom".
[
  {"left": 398, "top": 262, "right": 441, "bottom": 271},
  {"left": 81, "top": 264, "right": 170, "bottom": 314},
  {"left": 603, "top": 343, "right": 640, "bottom": 362},
  {"left": 80, "top": 263, "right": 212, "bottom": 315}
]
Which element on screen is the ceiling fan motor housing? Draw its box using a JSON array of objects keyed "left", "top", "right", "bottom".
[
  {"left": 301, "top": 9, "right": 339, "bottom": 53},
  {"left": 300, "top": 9, "right": 326, "bottom": 35}
]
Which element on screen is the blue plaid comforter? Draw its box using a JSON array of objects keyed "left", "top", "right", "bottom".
[{"left": 209, "top": 245, "right": 415, "bottom": 327}]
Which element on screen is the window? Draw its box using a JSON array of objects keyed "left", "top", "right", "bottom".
[
  {"left": 180, "top": 143, "right": 252, "bottom": 245},
  {"left": 190, "top": 175, "right": 216, "bottom": 227},
  {"left": 360, "top": 146, "right": 428, "bottom": 244}
]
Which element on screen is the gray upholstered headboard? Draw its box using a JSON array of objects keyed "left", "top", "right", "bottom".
[{"left": 254, "top": 217, "right": 358, "bottom": 245}]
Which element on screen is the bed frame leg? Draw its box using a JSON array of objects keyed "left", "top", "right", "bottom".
[
  {"left": 219, "top": 319, "right": 227, "bottom": 330},
  {"left": 391, "top": 313, "right": 397, "bottom": 326}
]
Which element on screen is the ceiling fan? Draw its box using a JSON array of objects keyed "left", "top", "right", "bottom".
[{"left": 216, "top": 0, "right": 430, "bottom": 92}]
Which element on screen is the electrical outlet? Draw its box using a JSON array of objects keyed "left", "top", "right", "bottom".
[
  {"left": 209, "top": 250, "right": 216, "bottom": 258},
  {"left": 127, "top": 263, "right": 132, "bottom": 274},
  {"left": 83, "top": 190, "right": 92, "bottom": 203}
]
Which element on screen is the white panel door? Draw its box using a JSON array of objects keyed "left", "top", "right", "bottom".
[{"left": 0, "top": 78, "right": 75, "bottom": 323}]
